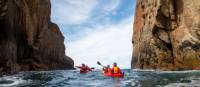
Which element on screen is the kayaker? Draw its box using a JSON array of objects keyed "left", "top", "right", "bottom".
[
  {"left": 76, "top": 64, "right": 92, "bottom": 73},
  {"left": 102, "top": 66, "right": 108, "bottom": 73},
  {"left": 107, "top": 65, "right": 112, "bottom": 74},
  {"left": 103, "top": 65, "right": 112, "bottom": 74},
  {"left": 111, "top": 63, "right": 122, "bottom": 74},
  {"left": 97, "top": 61, "right": 124, "bottom": 77}
]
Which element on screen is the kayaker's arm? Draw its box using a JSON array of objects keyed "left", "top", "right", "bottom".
[
  {"left": 86, "top": 66, "right": 94, "bottom": 71},
  {"left": 89, "top": 68, "right": 92, "bottom": 71}
]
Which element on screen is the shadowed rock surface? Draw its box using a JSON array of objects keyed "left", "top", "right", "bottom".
[
  {"left": 0, "top": 0, "right": 74, "bottom": 74},
  {"left": 132, "top": 0, "right": 200, "bottom": 70}
]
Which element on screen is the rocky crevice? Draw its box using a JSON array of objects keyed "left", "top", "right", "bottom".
[{"left": 132, "top": 0, "right": 200, "bottom": 70}]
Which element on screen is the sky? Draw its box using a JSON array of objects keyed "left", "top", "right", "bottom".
[{"left": 51, "top": 0, "right": 136, "bottom": 69}]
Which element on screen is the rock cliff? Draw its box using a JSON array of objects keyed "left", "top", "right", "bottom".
[
  {"left": 132, "top": 0, "right": 200, "bottom": 70},
  {"left": 0, "top": 0, "right": 74, "bottom": 74}
]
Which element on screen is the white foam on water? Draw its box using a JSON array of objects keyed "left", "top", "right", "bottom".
[
  {"left": 132, "top": 69, "right": 155, "bottom": 72},
  {"left": 0, "top": 76, "right": 28, "bottom": 87},
  {"left": 122, "top": 79, "right": 138, "bottom": 87},
  {"left": 156, "top": 70, "right": 200, "bottom": 74},
  {"left": 132, "top": 69, "right": 200, "bottom": 74}
]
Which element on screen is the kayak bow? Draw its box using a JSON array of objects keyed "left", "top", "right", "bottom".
[{"left": 80, "top": 70, "right": 89, "bottom": 74}]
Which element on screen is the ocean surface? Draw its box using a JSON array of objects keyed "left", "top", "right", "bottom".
[{"left": 1, "top": 69, "right": 200, "bottom": 87}]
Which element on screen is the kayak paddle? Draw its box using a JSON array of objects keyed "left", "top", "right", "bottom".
[
  {"left": 97, "top": 61, "right": 101, "bottom": 65},
  {"left": 97, "top": 61, "right": 105, "bottom": 67}
]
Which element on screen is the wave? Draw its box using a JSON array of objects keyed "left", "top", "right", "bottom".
[
  {"left": 0, "top": 76, "right": 28, "bottom": 87},
  {"left": 132, "top": 69, "right": 200, "bottom": 73},
  {"left": 156, "top": 70, "right": 200, "bottom": 74},
  {"left": 164, "top": 79, "right": 200, "bottom": 87},
  {"left": 122, "top": 79, "right": 140, "bottom": 87},
  {"left": 132, "top": 69, "right": 156, "bottom": 72}
]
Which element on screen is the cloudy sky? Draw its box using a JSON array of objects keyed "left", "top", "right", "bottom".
[{"left": 51, "top": 0, "right": 136, "bottom": 69}]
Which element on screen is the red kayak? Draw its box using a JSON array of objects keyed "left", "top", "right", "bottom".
[
  {"left": 80, "top": 70, "right": 90, "bottom": 74},
  {"left": 103, "top": 73, "right": 124, "bottom": 78}
]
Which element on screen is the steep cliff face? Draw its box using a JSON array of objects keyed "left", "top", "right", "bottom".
[
  {"left": 132, "top": 0, "right": 200, "bottom": 70},
  {"left": 0, "top": 0, "right": 74, "bottom": 74}
]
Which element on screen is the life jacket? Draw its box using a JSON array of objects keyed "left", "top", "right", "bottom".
[
  {"left": 112, "top": 66, "right": 120, "bottom": 74},
  {"left": 80, "top": 66, "right": 89, "bottom": 71}
]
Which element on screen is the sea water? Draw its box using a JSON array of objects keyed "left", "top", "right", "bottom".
[{"left": 0, "top": 69, "right": 200, "bottom": 87}]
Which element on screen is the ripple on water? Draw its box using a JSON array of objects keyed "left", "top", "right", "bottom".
[
  {"left": 122, "top": 79, "right": 140, "bottom": 87},
  {"left": 1, "top": 70, "right": 200, "bottom": 87},
  {"left": 0, "top": 76, "right": 29, "bottom": 87},
  {"left": 164, "top": 80, "right": 200, "bottom": 87}
]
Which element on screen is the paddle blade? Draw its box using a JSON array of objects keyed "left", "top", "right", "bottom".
[{"left": 97, "top": 61, "right": 101, "bottom": 65}]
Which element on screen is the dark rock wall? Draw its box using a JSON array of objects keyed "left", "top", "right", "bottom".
[
  {"left": 132, "top": 0, "right": 200, "bottom": 70},
  {"left": 0, "top": 0, "right": 74, "bottom": 74}
]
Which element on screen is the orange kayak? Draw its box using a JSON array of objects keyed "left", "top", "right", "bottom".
[{"left": 103, "top": 72, "right": 124, "bottom": 78}]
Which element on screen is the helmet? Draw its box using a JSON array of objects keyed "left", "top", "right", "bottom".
[
  {"left": 82, "top": 64, "right": 85, "bottom": 66},
  {"left": 113, "top": 62, "right": 117, "bottom": 66}
]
